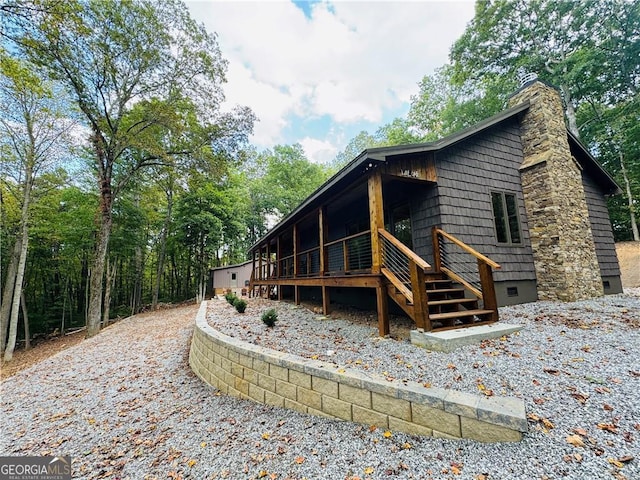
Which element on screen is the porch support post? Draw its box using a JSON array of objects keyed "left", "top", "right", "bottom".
[
  {"left": 276, "top": 236, "right": 282, "bottom": 300},
  {"left": 321, "top": 286, "right": 330, "bottom": 315},
  {"left": 293, "top": 224, "right": 298, "bottom": 277},
  {"left": 368, "top": 171, "right": 384, "bottom": 274},
  {"left": 293, "top": 223, "right": 300, "bottom": 304},
  {"left": 376, "top": 285, "right": 390, "bottom": 337},
  {"left": 251, "top": 249, "right": 256, "bottom": 297},
  {"left": 319, "top": 207, "right": 328, "bottom": 275},
  {"left": 478, "top": 260, "right": 498, "bottom": 322},
  {"left": 266, "top": 241, "right": 271, "bottom": 298}
]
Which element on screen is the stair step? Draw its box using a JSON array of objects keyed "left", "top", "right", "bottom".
[
  {"left": 428, "top": 298, "right": 478, "bottom": 306},
  {"left": 427, "top": 288, "right": 466, "bottom": 295},
  {"left": 430, "top": 309, "right": 494, "bottom": 321}
]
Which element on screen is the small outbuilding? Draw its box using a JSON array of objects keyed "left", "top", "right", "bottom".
[{"left": 209, "top": 260, "right": 253, "bottom": 297}]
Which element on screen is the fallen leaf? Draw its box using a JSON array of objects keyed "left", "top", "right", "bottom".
[
  {"left": 423, "top": 382, "right": 432, "bottom": 388},
  {"left": 402, "top": 442, "right": 412, "bottom": 450},
  {"left": 186, "top": 459, "right": 196, "bottom": 468},
  {"left": 364, "top": 466, "right": 374, "bottom": 474},
  {"left": 294, "top": 456, "right": 305, "bottom": 464},
  {"left": 595, "top": 386, "right": 611, "bottom": 394},
  {"left": 542, "top": 418, "right": 554, "bottom": 429},
  {"left": 533, "top": 397, "right": 545, "bottom": 405},
  {"left": 447, "top": 363, "right": 457, "bottom": 370},
  {"left": 610, "top": 377, "right": 623, "bottom": 384},
  {"left": 618, "top": 455, "right": 634, "bottom": 463},
  {"left": 383, "top": 430, "right": 392, "bottom": 438},
  {"left": 603, "top": 404, "right": 614, "bottom": 411},
  {"left": 200, "top": 442, "right": 207, "bottom": 447},
  {"left": 369, "top": 425, "right": 377, "bottom": 432},
  {"left": 258, "top": 471, "right": 268, "bottom": 479},
  {"left": 566, "top": 435, "right": 585, "bottom": 447},
  {"left": 543, "top": 367, "right": 560, "bottom": 375},
  {"left": 474, "top": 475, "right": 488, "bottom": 480},
  {"left": 597, "top": 423, "right": 618, "bottom": 434},
  {"left": 574, "top": 453, "right": 583, "bottom": 463},
  {"left": 629, "top": 371, "right": 640, "bottom": 378},
  {"left": 261, "top": 433, "right": 271, "bottom": 440},
  {"left": 570, "top": 392, "right": 589, "bottom": 405},
  {"left": 572, "top": 427, "right": 588, "bottom": 436},
  {"left": 608, "top": 458, "right": 624, "bottom": 468}
]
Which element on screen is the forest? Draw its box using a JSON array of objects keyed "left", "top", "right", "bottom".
[{"left": 1, "top": 0, "right": 638, "bottom": 361}]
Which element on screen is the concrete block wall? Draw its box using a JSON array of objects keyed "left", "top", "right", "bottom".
[{"left": 189, "top": 302, "right": 527, "bottom": 443}]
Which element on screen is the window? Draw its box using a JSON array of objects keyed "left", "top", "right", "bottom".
[
  {"left": 491, "top": 192, "right": 522, "bottom": 244},
  {"left": 231, "top": 273, "right": 237, "bottom": 280}
]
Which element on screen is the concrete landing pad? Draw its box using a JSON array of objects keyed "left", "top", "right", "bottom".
[{"left": 410, "top": 323, "right": 523, "bottom": 352}]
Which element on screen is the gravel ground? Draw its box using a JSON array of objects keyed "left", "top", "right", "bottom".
[{"left": 1, "top": 292, "right": 638, "bottom": 480}]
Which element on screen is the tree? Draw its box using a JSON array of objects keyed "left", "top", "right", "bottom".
[
  {"left": 0, "top": 53, "right": 74, "bottom": 360},
  {"left": 11, "top": 0, "right": 254, "bottom": 336},
  {"left": 252, "top": 144, "right": 331, "bottom": 221},
  {"left": 450, "top": 0, "right": 640, "bottom": 240}
]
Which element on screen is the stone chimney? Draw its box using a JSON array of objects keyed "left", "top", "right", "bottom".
[{"left": 509, "top": 80, "right": 603, "bottom": 301}]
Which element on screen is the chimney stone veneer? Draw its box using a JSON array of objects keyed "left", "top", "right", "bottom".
[{"left": 509, "top": 81, "right": 603, "bottom": 301}]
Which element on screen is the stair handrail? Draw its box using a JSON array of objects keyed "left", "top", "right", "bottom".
[
  {"left": 432, "top": 227, "right": 500, "bottom": 322},
  {"left": 433, "top": 228, "right": 501, "bottom": 269},
  {"left": 378, "top": 228, "right": 431, "bottom": 273}
]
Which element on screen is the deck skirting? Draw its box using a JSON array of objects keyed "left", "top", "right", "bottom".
[{"left": 189, "top": 301, "right": 527, "bottom": 443}]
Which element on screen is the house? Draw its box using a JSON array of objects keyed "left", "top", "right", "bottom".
[
  {"left": 248, "top": 80, "right": 622, "bottom": 337},
  {"left": 209, "top": 260, "right": 253, "bottom": 297}
]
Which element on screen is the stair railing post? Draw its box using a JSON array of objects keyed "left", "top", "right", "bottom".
[
  {"left": 410, "top": 259, "right": 431, "bottom": 332},
  {"left": 478, "top": 259, "right": 498, "bottom": 322},
  {"left": 432, "top": 227, "right": 442, "bottom": 273}
]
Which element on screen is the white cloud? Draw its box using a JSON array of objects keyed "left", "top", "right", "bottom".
[
  {"left": 298, "top": 136, "right": 338, "bottom": 164},
  {"left": 186, "top": 0, "right": 475, "bottom": 152}
]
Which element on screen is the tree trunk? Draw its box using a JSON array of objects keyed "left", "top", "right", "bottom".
[
  {"left": 102, "top": 258, "right": 116, "bottom": 327},
  {"left": 21, "top": 291, "right": 30, "bottom": 350},
  {"left": 4, "top": 187, "right": 31, "bottom": 361},
  {"left": 0, "top": 236, "right": 21, "bottom": 354},
  {"left": 620, "top": 151, "right": 640, "bottom": 241},
  {"left": 560, "top": 83, "right": 579, "bottom": 138},
  {"left": 152, "top": 189, "right": 173, "bottom": 310},
  {"left": 86, "top": 177, "right": 113, "bottom": 338}
]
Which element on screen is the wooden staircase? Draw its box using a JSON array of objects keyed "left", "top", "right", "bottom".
[
  {"left": 379, "top": 227, "right": 500, "bottom": 333},
  {"left": 386, "top": 273, "right": 495, "bottom": 331}
]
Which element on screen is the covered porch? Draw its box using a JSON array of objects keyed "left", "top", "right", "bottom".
[{"left": 249, "top": 156, "right": 501, "bottom": 336}]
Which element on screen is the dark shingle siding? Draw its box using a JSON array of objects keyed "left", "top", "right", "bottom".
[
  {"left": 582, "top": 173, "right": 621, "bottom": 278},
  {"left": 431, "top": 121, "right": 536, "bottom": 283}
]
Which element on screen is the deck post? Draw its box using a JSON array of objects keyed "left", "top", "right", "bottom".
[
  {"left": 321, "top": 286, "right": 330, "bottom": 315},
  {"left": 368, "top": 171, "right": 384, "bottom": 274},
  {"left": 376, "top": 285, "right": 390, "bottom": 336},
  {"left": 294, "top": 286, "right": 300, "bottom": 305},
  {"left": 478, "top": 260, "right": 498, "bottom": 322}
]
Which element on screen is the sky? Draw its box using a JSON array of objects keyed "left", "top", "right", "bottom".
[{"left": 186, "top": 0, "right": 476, "bottom": 164}]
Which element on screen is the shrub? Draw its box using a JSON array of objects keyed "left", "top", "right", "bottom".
[
  {"left": 234, "top": 298, "right": 247, "bottom": 313},
  {"left": 225, "top": 292, "right": 237, "bottom": 305},
  {"left": 261, "top": 308, "right": 278, "bottom": 328}
]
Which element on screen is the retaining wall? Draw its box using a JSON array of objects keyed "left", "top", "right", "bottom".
[{"left": 189, "top": 301, "right": 528, "bottom": 442}]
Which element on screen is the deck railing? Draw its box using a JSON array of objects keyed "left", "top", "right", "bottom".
[
  {"left": 432, "top": 227, "right": 500, "bottom": 317},
  {"left": 326, "top": 230, "right": 372, "bottom": 273}
]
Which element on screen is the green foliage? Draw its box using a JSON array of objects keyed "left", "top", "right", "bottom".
[
  {"left": 233, "top": 298, "right": 247, "bottom": 313},
  {"left": 246, "top": 144, "right": 331, "bottom": 231},
  {"left": 225, "top": 292, "right": 237, "bottom": 305},
  {"left": 261, "top": 308, "right": 278, "bottom": 328}
]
